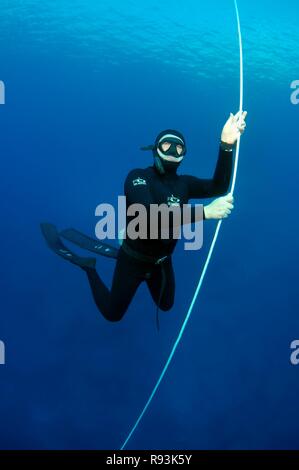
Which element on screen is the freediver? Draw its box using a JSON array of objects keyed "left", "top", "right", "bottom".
[{"left": 41, "top": 111, "right": 247, "bottom": 323}]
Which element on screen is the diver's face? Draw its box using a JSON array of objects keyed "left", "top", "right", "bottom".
[
  {"left": 161, "top": 141, "right": 184, "bottom": 156},
  {"left": 158, "top": 140, "right": 185, "bottom": 163}
]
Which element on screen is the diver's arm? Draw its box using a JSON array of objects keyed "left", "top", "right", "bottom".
[
  {"left": 124, "top": 169, "right": 155, "bottom": 208},
  {"left": 185, "top": 110, "right": 247, "bottom": 199},
  {"left": 183, "top": 145, "right": 233, "bottom": 199}
]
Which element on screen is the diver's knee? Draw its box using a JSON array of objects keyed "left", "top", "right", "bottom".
[
  {"left": 107, "top": 316, "right": 123, "bottom": 323},
  {"left": 105, "top": 306, "right": 127, "bottom": 322},
  {"left": 159, "top": 301, "right": 174, "bottom": 312}
]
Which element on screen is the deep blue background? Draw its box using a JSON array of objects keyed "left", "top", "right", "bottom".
[{"left": 0, "top": 0, "right": 298, "bottom": 449}]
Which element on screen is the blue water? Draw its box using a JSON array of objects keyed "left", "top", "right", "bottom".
[{"left": 0, "top": 0, "right": 299, "bottom": 450}]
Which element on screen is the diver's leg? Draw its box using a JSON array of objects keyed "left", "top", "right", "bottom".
[
  {"left": 146, "top": 259, "right": 175, "bottom": 311},
  {"left": 85, "top": 250, "right": 142, "bottom": 322},
  {"left": 41, "top": 223, "right": 140, "bottom": 321}
]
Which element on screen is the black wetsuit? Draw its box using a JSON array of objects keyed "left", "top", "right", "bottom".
[{"left": 85, "top": 145, "right": 233, "bottom": 322}]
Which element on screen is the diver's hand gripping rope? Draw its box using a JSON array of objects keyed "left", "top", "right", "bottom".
[{"left": 120, "top": 0, "right": 244, "bottom": 450}]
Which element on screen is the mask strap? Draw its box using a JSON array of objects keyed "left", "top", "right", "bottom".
[
  {"left": 140, "top": 145, "right": 165, "bottom": 174},
  {"left": 140, "top": 145, "right": 154, "bottom": 151}
]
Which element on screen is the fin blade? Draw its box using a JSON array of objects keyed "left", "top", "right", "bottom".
[
  {"left": 60, "top": 228, "right": 119, "bottom": 259},
  {"left": 40, "top": 223, "right": 96, "bottom": 268}
]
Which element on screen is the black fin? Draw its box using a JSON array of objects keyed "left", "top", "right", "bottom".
[
  {"left": 40, "top": 223, "right": 96, "bottom": 269},
  {"left": 60, "top": 228, "right": 119, "bottom": 259}
]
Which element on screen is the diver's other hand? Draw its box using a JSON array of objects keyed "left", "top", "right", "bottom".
[
  {"left": 221, "top": 111, "right": 247, "bottom": 145},
  {"left": 204, "top": 194, "right": 234, "bottom": 220}
]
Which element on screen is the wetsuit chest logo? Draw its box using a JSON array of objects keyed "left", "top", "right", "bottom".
[{"left": 167, "top": 195, "right": 180, "bottom": 207}]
